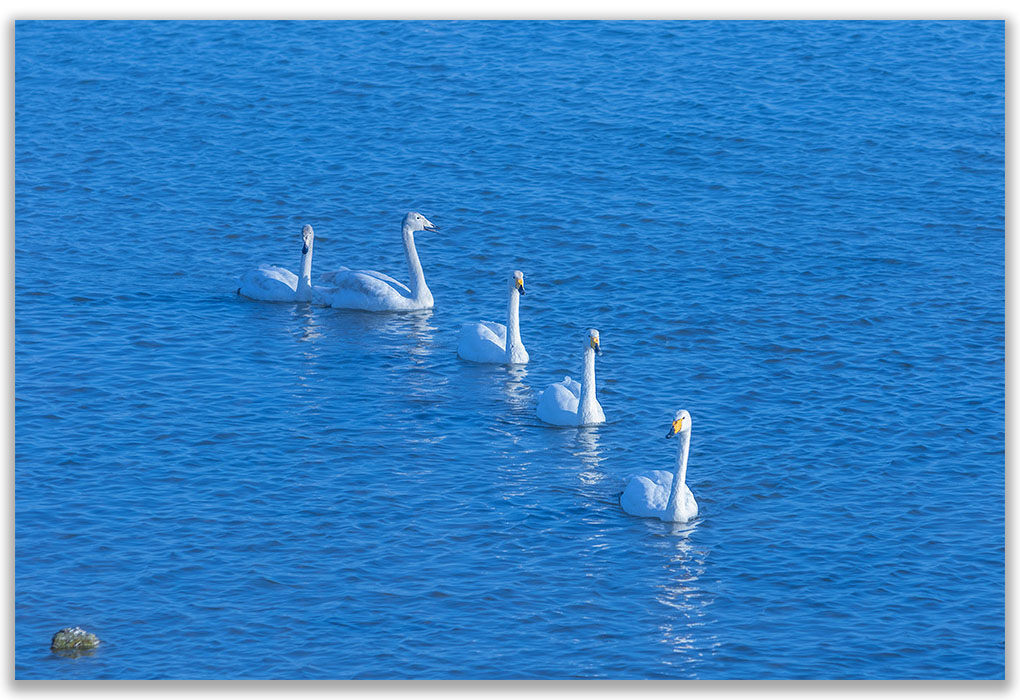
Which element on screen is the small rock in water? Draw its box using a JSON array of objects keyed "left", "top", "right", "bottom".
[{"left": 50, "top": 627, "right": 100, "bottom": 652}]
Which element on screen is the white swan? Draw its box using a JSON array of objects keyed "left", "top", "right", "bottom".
[
  {"left": 536, "top": 329, "right": 605, "bottom": 426},
  {"left": 315, "top": 212, "right": 438, "bottom": 311},
  {"left": 238, "top": 224, "right": 316, "bottom": 302},
  {"left": 457, "top": 270, "right": 529, "bottom": 365},
  {"left": 621, "top": 410, "right": 698, "bottom": 523}
]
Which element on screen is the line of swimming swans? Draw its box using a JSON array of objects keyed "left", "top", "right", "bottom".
[{"left": 237, "top": 212, "right": 697, "bottom": 523}]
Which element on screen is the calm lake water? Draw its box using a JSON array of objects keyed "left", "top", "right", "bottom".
[{"left": 15, "top": 20, "right": 1004, "bottom": 679}]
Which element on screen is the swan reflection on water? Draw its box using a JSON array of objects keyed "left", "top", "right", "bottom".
[
  {"left": 292, "top": 303, "right": 324, "bottom": 344},
  {"left": 393, "top": 310, "right": 445, "bottom": 408},
  {"left": 573, "top": 426, "right": 607, "bottom": 486},
  {"left": 654, "top": 521, "right": 715, "bottom": 673},
  {"left": 501, "top": 363, "right": 531, "bottom": 413},
  {"left": 401, "top": 309, "right": 436, "bottom": 364},
  {"left": 291, "top": 303, "right": 324, "bottom": 399}
]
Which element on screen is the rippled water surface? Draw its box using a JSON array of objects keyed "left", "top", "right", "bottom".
[{"left": 15, "top": 20, "right": 1004, "bottom": 679}]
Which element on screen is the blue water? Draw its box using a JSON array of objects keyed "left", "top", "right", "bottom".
[{"left": 15, "top": 20, "right": 1004, "bottom": 679}]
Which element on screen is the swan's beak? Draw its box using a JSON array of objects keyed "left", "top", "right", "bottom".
[
  {"left": 591, "top": 338, "right": 602, "bottom": 356},
  {"left": 302, "top": 243, "right": 309, "bottom": 255},
  {"left": 423, "top": 219, "right": 439, "bottom": 233},
  {"left": 516, "top": 280, "right": 525, "bottom": 295},
  {"left": 666, "top": 418, "right": 682, "bottom": 439}
]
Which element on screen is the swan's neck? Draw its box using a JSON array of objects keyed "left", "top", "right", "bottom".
[
  {"left": 504, "top": 287, "right": 525, "bottom": 361},
  {"left": 403, "top": 226, "right": 431, "bottom": 302},
  {"left": 577, "top": 347, "right": 598, "bottom": 422},
  {"left": 297, "top": 240, "right": 313, "bottom": 301},
  {"left": 666, "top": 430, "right": 691, "bottom": 514}
]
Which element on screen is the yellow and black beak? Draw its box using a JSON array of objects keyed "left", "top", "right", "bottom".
[
  {"left": 666, "top": 417, "right": 683, "bottom": 439},
  {"left": 590, "top": 337, "right": 602, "bottom": 356},
  {"left": 515, "top": 278, "right": 525, "bottom": 295}
]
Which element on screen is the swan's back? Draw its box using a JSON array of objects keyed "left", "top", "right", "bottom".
[
  {"left": 239, "top": 264, "right": 299, "bottom": 301},
  {"left": 536, "top": 376, "right": 582, "bottom": 425},
  {"left": 477, "top": 320, "right": 507, "bottom": 341},
  {"left": 319, "top": 267, "right": 409, "bottom": 293},
  {"left": 316, "top": 266, "right": 351, "bottom": 286},
  {"left": 560, "top": 375, "right": 581, "bottom": 398},
  {"left": 318, "top": 268, "right": 417, "bottom": 310},
  {"left": 323, "top": 268, "right": 412, "bottom": 296},
  {"left": 620, "top": 470, "right": 673, "bottom": 518},
  {"left": 457, "top": 321, "right": 507, "bottom": 363}
]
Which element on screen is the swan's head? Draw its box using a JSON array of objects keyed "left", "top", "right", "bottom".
[
  {"left": 510, "top": 270, "right": 525, "bottom": 296},
  {"left": 403, "top": 212, "right": 439, "bottom": 233},
  {"left": 301, "top": 224, "right": 314, "bottom": 255},
  {"left": 588, "top": 328, "right": 602, "bottom": 356},
  {"left": 666, "top": 409, "right": 692, "bottom": 439}
]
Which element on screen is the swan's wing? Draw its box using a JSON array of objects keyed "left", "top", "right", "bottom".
[
  {"left": 620, "top": 470, "right": 673, "bottom": 518},
  {"left": 355, "top": 269, "right": 412, "bottom": 295},
  {"left": 546, "top": 382, "right": 579, "bottom": 410},
  {"left": 317, "top": 269, "right": 413, "bottom": 310},
  {"left": 477, "top": 321, "right": 507, "bottom": 343},
  {"left": 536, "top": 380, "right": 580, "bottom": 425},
  {"left": 457, "top": 321, "right": 506, "bottom": 363},
  {"left": 322, "top": 269, "right": 412, "bottom": 297},
  {"left": 320, "top": 267, "right": 411, "bottom": 295},
  {"left": 247, "top": 264, "right": 298, "bottom": 288},
  {"left": 239, "top": 265, "right": 298, "bottom": 301},
  {"left": 317, "top": 266, "right": 351, "bottom": 285},
  {"left": 561, "top": 376, "right": 582, "bottom": 399},
  {"left": 459, "top": 321, "right": 504, "bottom": 345}
]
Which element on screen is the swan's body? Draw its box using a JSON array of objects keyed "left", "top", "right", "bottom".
[
  {"left": 316, "top": 212, "right": 438, "bottom": 311},
  {"left": 536, "top": 329, "right": 605, "bottom": 426},
  {"left": 458, "top": 270, "right": 529, "bottom": 364},
  {"left": 621, "top": 410, "right": 698, "bottom": 523},
  {"left": 238, "top": 225, "right": 316, "bottom": 302}
]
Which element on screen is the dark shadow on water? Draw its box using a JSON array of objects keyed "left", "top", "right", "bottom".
[{"left": 47, "top": 648, "right": 99, "bottom": 660}]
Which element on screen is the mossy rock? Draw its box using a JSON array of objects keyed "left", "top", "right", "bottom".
[{"left": 51, "top": 627, "right": 100, "bottom": 652}]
